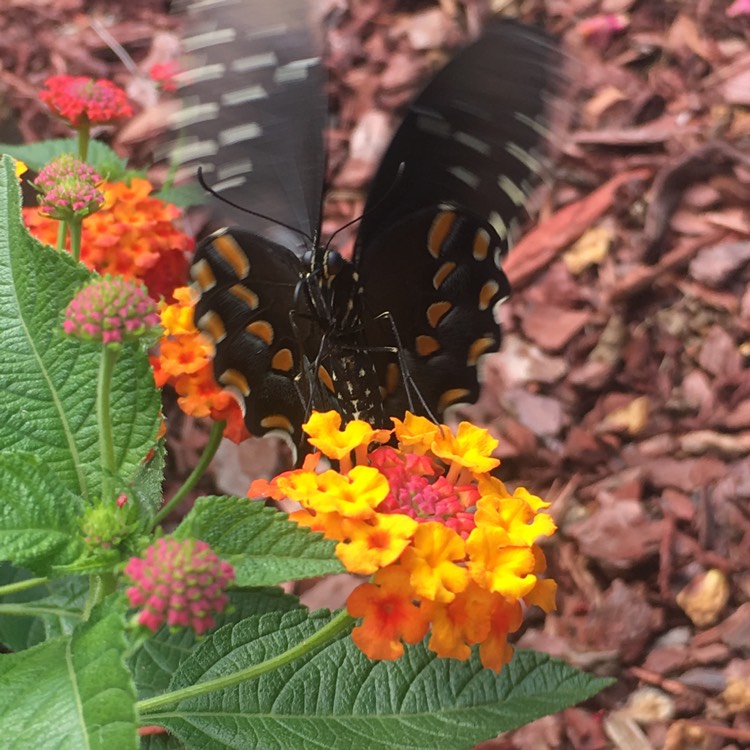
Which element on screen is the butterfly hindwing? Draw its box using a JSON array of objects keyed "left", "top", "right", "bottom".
[
  {"left": 360, "top": 208, "right": 510, "bottom": 419},
  {"left": 191, "top": 228, "right": 321, "bottom": 445}
]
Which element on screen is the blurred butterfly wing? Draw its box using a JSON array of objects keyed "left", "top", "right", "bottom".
[
  {"left": 356, "top": 20, "right": 559, "bottom": 252},
  {"left": 170, "top": 0, "right": 326, "bottom": 250},
  {"left": 355, "top": 20, "right": 560, "bottom": 419}
]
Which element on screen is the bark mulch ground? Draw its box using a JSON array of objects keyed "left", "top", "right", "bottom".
[{"left": 1, "top": 1, "right": 749, "bottom": 747}]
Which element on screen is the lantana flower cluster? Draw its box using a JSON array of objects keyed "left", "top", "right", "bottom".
[
  {"left": 33, "top": 154, "right": 104, "bottom": 221},
  {"left": 63, "top": 275, "right": 160, "bottom": 346},
  {"left": 40, "top": 74, "right": 134, "bottom": 128},
  {"left": 251, "top": 411, "right": 557, "bottom": 672},
  {"left": 25, "top": 177, "right": 193, "bottom": 301},
  {"left": 124, "top": 537, "right": 235, "bottom": 634},
  {"left": 150, "top": 287, "right": 249, "bottom": 442}
]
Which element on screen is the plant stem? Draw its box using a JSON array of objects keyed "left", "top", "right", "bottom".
[
  {"left": 78, "top": 125, "right": 90, "bottom": 162},
  {"left": 56, "top": 220, "right": 67, "bottom": 251},
  {"left": 98, "top": 346, "right": 120, "bottom": 504},
  {"left": 152, "top": 419, "right": 225, "bottom": 528},
  {"left": 69, "top": 219, "right": 82, "bottom": 263},
  {"left": 0, "top": 604, "right": 82, "bottom": 620},
  {"left": 82, "top": 572, "right": 116, "bottom": 621},
  {"left": 137, "top": 609, "right": 355, "bottom": 714},
  {"left": 0, "top": 576, "right": 48, "bottom": 597}
]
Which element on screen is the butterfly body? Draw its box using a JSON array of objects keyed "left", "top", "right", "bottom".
[{"left": 183, "top": 10, "right": 560, "bottom": 454}]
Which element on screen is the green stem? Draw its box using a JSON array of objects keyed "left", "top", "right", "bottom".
[
  {"left": 78, "top": 125, "right": 90, "bottom": 162},
  {"left": 137, "top": 609, "right": 355, "bottom": 715},
  {"left": 98, "top": 346, "right": 120, "bottom": 504},
  {"left": 0, "top": 576, "right": 48, "bottom": 598},
  {"left": 56, "top": 220, "right": 68, "bottom": 251},
  {"left": 69, "top": 219, "right": 82, "bottom": 263},
  {"left": 0, "top": 604, "right": 83, "bottom": 620},
  {"left": 82, "top": 572, "right": 116, "bottom": 621},
  {"left": 152, "top": 420, "right": 225, "bottom": 528}
]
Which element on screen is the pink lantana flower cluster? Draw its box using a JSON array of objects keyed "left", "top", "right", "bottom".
[
  {"left": 33, "top": 154, "right": 104, "bottom": 222},
  {"left": 63, "top": 275, "right": 160, "bottom": 346},
  {"left": 124, "top": 538, "right": 235, "bottom": 634}
]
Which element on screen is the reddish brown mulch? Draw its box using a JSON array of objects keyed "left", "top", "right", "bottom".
[{"left": 2, "top": 1, "right": 750, "bottom": 748}]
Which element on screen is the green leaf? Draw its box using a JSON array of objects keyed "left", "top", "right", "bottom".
[
  {"left": 175, "top": 496, "right": 344, "bottom": 586},
  {"left": 1, "top": 139, "right": 128, "bottom": 179},
  {"left": 131, "top": 588, "right": 300, "bottom": 700},
  {"left": 0, "top": 564, "right": 85, "bottom": 651},
  {"left": 0, "top": 155, "right": 162, "bottom": 501},
  {"left": 0, "top": 604, "right": 138, "bottom": 749},
  {"left": 142, "top": 610, "right": 611, "bottom": 750},
  {"left": 0, "top": 452, "right": 84, "bottom": 574},
  {"left": 141, "top": 733, "right": 187, "bottom": 750}
]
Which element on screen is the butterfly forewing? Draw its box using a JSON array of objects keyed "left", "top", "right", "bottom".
[
  {"left": 355, "top": 21, "right": 560, "bottom": 254},
  {"left": 170, "top": 0, "right": 326, "bottom": 250}
]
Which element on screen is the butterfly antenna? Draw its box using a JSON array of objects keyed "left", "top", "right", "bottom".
[
  {"left": 197, "top": 167, "right": 315, "bottom": 244},
  {"left": 323, "top": 162, "right": 406, "bottom": 253}
]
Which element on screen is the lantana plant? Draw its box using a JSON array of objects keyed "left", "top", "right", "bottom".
[{"left": 0, "top": 76, "right": 611, "bottom": 750}]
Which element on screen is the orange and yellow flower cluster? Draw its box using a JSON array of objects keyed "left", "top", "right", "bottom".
[
  {"left": 251, "top": 411, "right": 557, "bottom": 672},
  {"left": 150, "top": 287, "right": 249, "bottom": 442},
  {"left": 24, "top": 177, "right": 192, "bottom": 302}
]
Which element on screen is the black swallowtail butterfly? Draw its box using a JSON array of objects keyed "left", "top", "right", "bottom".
[{"left": 172, "top": 1, "right": 559, "bottom": 454}]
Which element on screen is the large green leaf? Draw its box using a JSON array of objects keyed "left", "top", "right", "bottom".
[
  {"left": 0, "top": 564, "right": 85, "bottom": 651},
  {"left": 176, "top": 496, "right": 345, "bottom": 586},
  {"left": 0, "top": 452, "right": 84, "bottom": 574},
  {"left": 142, "top": 609, "right": 612, "bottom": 750},
  {"left": 131, "top": 588, "right": 300, "bottom": 700},
  {"left": 0, "top": 604, "right": 138, "bottom": 749},
  {"left": 0, "top": 155, "right": 161, "bottom": 501}
]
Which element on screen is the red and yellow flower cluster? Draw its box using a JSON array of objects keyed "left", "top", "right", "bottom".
[
  {"left": 24, "top": 177, "right": 192, "bottom": 302},
  {"left": 150, "top": 287, "right": 249, "bottom": 442},
  {"left": 251, "top": 411, "right": 557, "bottom": 672}
]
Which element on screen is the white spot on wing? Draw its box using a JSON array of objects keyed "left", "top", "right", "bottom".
[
  {"left": 169, "top": 139, "right": 218, "bottom": 165},
  {"left": 221, "top": 85, "right": 268, "bottom": 106},
  {"left": 488, "top": 211, "right": 508, "bottom": 240},
  {"left": 185, "top": 0, "right": 240, "bottom": 13},
  {"left": 183, "top": 28, "right": 236, "bottom": 52},
  {"left": 169, "top": 102, "right": 219, "bottom": 129},
  {"left": 498, "top": 175, "right": 526, "bottom": 206},
  {"left": 217, "top": 160, "right": 253, "bottom": 181},
  {"left": 448, "top": 166, "right": 480, "bottom": 189},
  {"left": 176, "top": 63, "right": 225, "bottom": 86},
  {"left": 505, "top": 141, "right": 543, "bottom": 175},
  {"left": 232, "top": 52, "right": 278, "bottom": 73},
  {"left": 219, "top": 123, "right": 263, "bottom": 146},
  {"left": 212, "top": 175, "right": 247, "bottom": 192},
  {"left": 515, "top": 111, "right": 550, "bottom": 139},
  {"left": 453, "top": 131, "right": 491, "bottom": 155},
  {"left": 273, "top": 57, "right": 320, "bottom": 84},
  {"left": 415, "top": 112, "right": 451, "bottom": 138}
]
